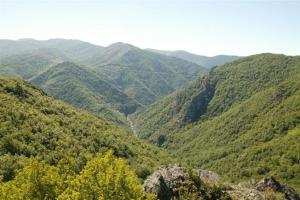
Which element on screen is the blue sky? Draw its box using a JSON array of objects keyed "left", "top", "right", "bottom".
[{"left": 0, "top": 0, "right": 299, "bottom": 56}]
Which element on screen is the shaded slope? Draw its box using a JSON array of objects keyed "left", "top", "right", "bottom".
[
  {"left": 0, "top": 77, "right": 173, "bottom": 181},
  {"left": 131, "top": 75, "right": 215, "bottom": 140}
]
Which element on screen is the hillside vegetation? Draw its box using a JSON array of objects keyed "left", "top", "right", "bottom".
[
  {"left": 132, "top": 54, "right": 300, "bottom": 191},
  {"left": 0, "top": 77, "right": 173, "bottom": 183}
]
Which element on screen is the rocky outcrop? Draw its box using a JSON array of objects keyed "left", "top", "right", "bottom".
[
  {"left": 144, "top": 165, "right": 300, "bottom": 200},
  {"left": 143, "top": 165, "right": 187, "bottom": 200},
  {"left": 227, "top": 177, "right": 300, "bottom": 200},
  {"left": 143, "top": 164, "right": 227, "bottom": 200}
]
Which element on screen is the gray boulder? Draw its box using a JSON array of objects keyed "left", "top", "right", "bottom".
[{"left": 143, "top": 164, "right": 187, "bottom": 200}]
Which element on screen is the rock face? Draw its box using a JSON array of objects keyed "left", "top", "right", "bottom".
[{"left": 144, "top": 165, "right": 300, "bottom": 200}]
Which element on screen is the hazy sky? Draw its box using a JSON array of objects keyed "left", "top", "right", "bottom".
[{"left": 1, "top": 0, "right": 299, "bottom": 56}]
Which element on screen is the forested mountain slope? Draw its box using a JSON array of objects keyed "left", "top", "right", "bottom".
[
  {"left": 147, "top": 48, "right": 241, "bottom": 68},
  {"left": 0, "top": 77, "right": 173, "bottom": 182},
  {"left": 31, "top": 62, "right": 140, "bottom": 126},
  {"left": 132, "top": 54, "right": 300, "bottom": 190}
]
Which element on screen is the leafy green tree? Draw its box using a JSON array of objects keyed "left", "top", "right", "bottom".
[
  {"left": 58, "top": 150, "right": 144, "bottom": 200},
  {"left": 0, "top": 158, "right": 63, "bottom": 200}
]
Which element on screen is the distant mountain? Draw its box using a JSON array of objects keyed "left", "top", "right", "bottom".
[
  {"left": 88, "top": 42, "right": 208, "bottom": 105},
  {"left": 146, "top": 49, "right": 241, "bottom": 68},
  {"left": 131, "top": 53, "right": 300, "bottom": 190},
  {"left": 0, "top": 38, "right": 104, "bottom": 61},
  {"left": 0, "top": 48, "right": 70, "bottom": 79},
  {"left": 0, "top": 38, "right": 104, "bottom": 80},
  {"left": 0, "top": 77, "right": 172, "bottom": 181},
  {"left": 0, "top": 39, "right": 207, "bottom": 126}
]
